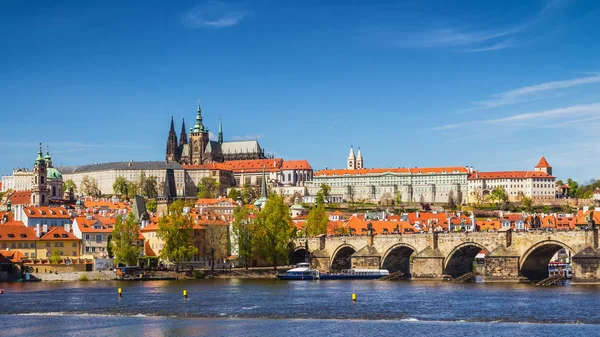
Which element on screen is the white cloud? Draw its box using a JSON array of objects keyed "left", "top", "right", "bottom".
[
  {"left": 467, "top": 73, "right": 600, "bottom": 111},
  {"left": 433, "top": 103, "right": 600, "bottom": 130},
  {"left": 232, "top": 134, "right": 263, "bottom": 141},
  {"left": 182, "top": 1, "right": 246, "bottom": 29}
]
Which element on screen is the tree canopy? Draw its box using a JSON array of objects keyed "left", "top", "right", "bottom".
[
  {"left": 231, "top": 206, "right": 252, "bottom": 269},
  {"left": 197, "top": 176, "right": 220, "bottom": 199},
  {"left": 315, "top": 184, "right": 331, "bottom": 204},
  {"left": 252, "top": 194, "right": 295, "bottom": 270},
  {"left": 305, "top": 203, "right": 329, "bottom": 236},
  {"left": 491, "top": 186, "right": 509, "bottom": 205},
  {"left": 156, "top": 200, "right": 198, "bottom": 270},
  {"left": 80, "top": 175, "right": 101, "bottom": 197},
  {"left": 62, "top": 179, "right": 77, "bottom": 194},
  {"left": 227, "top": 188, "right": 240, "bottom": 200},
  {"left": 113, "top": 176, "right": 129, "bottom": 197},
  {"left": 111, "top": 212, "right": 142, "bottom": 266}
]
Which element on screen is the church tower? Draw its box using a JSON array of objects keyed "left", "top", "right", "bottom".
[
  {"left": 534, "top": 156, "right": 552, "bottom": 176},
  {"left": 356, "top": 147, "right": 364, "bottom": 169},
  {"left": 179, "top": 118, "right": 188, "bottom": 146},
  {"left": 31, "top": 143, "right": 49, "bottom": 206},
  {"left": 347, "top": 146, "right": 356, "bottom": 170},
  {"left": 166, "top": 116, "right": 179, "bottom": 162},
  {"left": 189, "top": 100, "right": 209, "bottom": 165},
  {"left": 218, "top": 116, "right": 223, "bottom": 144}
]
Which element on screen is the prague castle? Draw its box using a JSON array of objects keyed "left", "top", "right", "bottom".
[{"left": 166, "top": 101, "right": 267, "bottom": 165}]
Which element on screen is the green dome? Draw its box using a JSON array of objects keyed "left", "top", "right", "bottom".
[{"left": 47, "top": 167, "right": 62, "bottom": 179}]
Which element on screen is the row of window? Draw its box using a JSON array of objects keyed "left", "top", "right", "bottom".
[{"left": 1, "top": 242, "right": 77, "bottom": 249}]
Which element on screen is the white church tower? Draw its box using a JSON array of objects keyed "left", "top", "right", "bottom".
[
  {"left": 347, "top": 146, "right": 356, "bottom": 170},
  {"left": 356, "top": 147, "right": 364, "bottom": 169}
]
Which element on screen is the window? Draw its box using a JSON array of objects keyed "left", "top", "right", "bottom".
[
  {"left": 55, "top": 243, "right": 60, "bottom": 247},
  {"left": 72, "top": 242, "right": 77, "bottom": 247},
  {"left": 46, "top": 242, "right": 50, "bottom": 247},
  {"left": 85, "top": 247, "right": 90, "bottom": 252},
  {"left": 96, "top": 235, "right": 103, "bottom": 243},
  {"left": 85, "top": 234, "right": 90, "bottom": 240}
]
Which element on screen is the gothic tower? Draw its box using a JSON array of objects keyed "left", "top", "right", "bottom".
[
  {"left": 534, "top": 156, "right": 552, "bottom": 176},
  {"left": 166, "top": 116, "right": 179, "bottom": 162},
  {"left": 356, "top": 147, "right": 363, "bottom": 169},
  {"left": 189, "top": 100, "right": 209, "bottom": 165},
  {"left": 347, "top": 146, "right": 356, "bottom": 170},
  {"left": 218, "top": 116, "right": 223, "bottom": 144},
  {"left": 31, "top": 143, "right": 49, "bottom": 207},
  {"left": 179, "top": 118, "right": 188, "bottom": 146}
]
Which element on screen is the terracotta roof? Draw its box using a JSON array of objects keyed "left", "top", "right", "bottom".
[
  {"left": 225, "top": 159, "right": 284, "bottom": 173},
  {"left": 281, "top": 160, "right": 312, "bottom": 170},
  {"left": 74, "top": 216, "right": 113, "bottom": 233},
  {"left": 196, "top": 197, "right": 236, "bottom": 206},
  {"left": 183, "top": 162, "right": 231, "bottom": 171},
  {"left": 2, "top": 221, "right": 25, "bottom": 227},
  {"left": 476, "top": 220, "right": 502, "bottom": 231},
  {"left": 0, "top": 224, "right": 38, "bottom": 241},
  {"left": 330, "top": 211, "right": 344, "bottom": 216},
  {"left": 468, "top": 171, "right": 554, "bottom": 180},
  {"left": 0, "top": 250, "right": 26, "bottom": 262},
  {"left": 535, "top": 156, "right": 551, "bottom": 168},
  {"left": 9, "top": 191, "right": 31, "bottom": 205},
  {"left": 315, "top": 166, "right": 469, "bottom": 177},
  {"left": 40, "top": 226, "right": 78, "bottom": 240},
  {"left": 23, "top": 206, "right": 70, "bottom": 219}
]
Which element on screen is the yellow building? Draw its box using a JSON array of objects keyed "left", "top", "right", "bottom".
[
  {"left": 0, "top": 221, "right": 38, "bottom": 259},
  {"left": 38, "top": 226, "right": 81, "bottom": 258}
]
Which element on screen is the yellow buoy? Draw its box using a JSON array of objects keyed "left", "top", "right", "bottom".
[
  {"left": 183, "top": 289, "right": 188, "bottom": 299},
  {"left": 118, "top": 288, "right": 122, "bottom": 298},
  {"left": 352, "top": 293, "right": 357, "bottom": 302}
]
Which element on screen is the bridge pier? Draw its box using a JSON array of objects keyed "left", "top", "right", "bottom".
[
  {"left": 483, "top": 246, "right": 521, "bottom": 282},
  {"left": 411, "top": 246, "right": 445, "bottom": 280},
  {"left": 572, "top": 247, "right": 600, "bottom": 284}
]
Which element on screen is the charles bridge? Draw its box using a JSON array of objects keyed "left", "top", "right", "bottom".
[{"left": 292, "top": 225, "right": 600, "bottom": 284}]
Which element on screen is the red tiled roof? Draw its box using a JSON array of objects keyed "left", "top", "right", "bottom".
[
  {"left": 183, "top": 162, "right": 231, "bottom": 171},
  {"left": 40, "top": 226, "right": 78, "bottom": 240},
  {"left": 23, "top": 206, "right": 70, "bottom": 219},
  {"left": 0, "top": 250, "right": 26, "bottom": 262},
  {"left": 0, "top": 225, "right": 38, "bottom": 241},
  {"left": 315, "top": 167, "right": 469, "bottom": 177},
  {"left": 9, "top": 191, "right": 31, "bottom": 205},
  {"left": 535, "top": 156, "right": 551, "bottom": 168},
  {"left": 281, "top": 160, "right": 312, "bottom": 170},
  {"left": 225, "top": 159, "right": 283, "bottom": 173},
  {"left": 468, "top": 171, "right": 554, "bottom": 180}
]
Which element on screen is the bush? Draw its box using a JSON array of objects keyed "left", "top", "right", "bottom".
[
  {"left": 78, "top": 274, "right": 89, "bottom": 281},
  {"left": 193, "top": 270, "right": 204, "bottom": 279}
]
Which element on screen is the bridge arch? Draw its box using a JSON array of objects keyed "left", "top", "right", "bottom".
[
  {"left": 519, "top": 240, "right": 574, "bottom": 281},
  {"left": 290, "top": 246, "right": 309, "bottom": 265},
  {"left": 381, "top": 243, "right": 417, "bottom": 275},
  {"left": 330, "top": 244, "right": 356, "bottom": 271},
  {"left": 444, "top": 242, "right": 488, "bottom": 278}
]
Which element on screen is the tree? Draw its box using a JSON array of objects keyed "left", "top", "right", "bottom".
[
  {"left": 305, "top": 203, "right": 329, "bottom": 236},
  {"left": 107, "top": 235, "right": 114, "bottom": 259},
  {"left": 241, "top": 183, "right": 257, "bottom": 203},
  {"left": 232, "top": 206, "right": 252, "bottom": 269},
  {"left": 347, "top": 185, "right": 355, "bottom": 203},
  {"left": 113, "top": 176, "right": 129, "bottom": 197},
  {"left": 146, "top": 199, "right": 157, "bottom": 213},
  {"left": 395, "top": 190, "right": 402, "bottom": 205},
  {"left": 316, "top": 184, "right": 331, "bottom": 204},
  {"left": 80, "top": 175, "right": 100, "bottom": 197},
  {"left": 491, "top": 186, "right": 509, "bottom": 206},
  {"left": 62, "top": 179, "right": 77, "bottom": 194},
  {"left": 204, "top": 224, "right": 229, "bottom": 271},
  {"left": 447, "top": 190, "right": 456, "bottom": 210},
  {"left": 522, "top": 197, "right": 533, "bottom": 213},
  {"left": 379, "top": 193, "right": 393, "bottom": 206},
  {"left": 252, "top": 194, "right": 295, "bottom": 270},
  {"left": 49, "top": 249, "right": 61, "bottom": 272},
  {"left": 197, "top": 176, "right": 220, "bottom": 198},
  {"left": 454, "top": 190, "right": 463, "bottom": 206},
  {"left": 142, "top": 176, "right": 158, "bottom": 198},
  {"left": 227, "top": 188, "right": 240, "bottom": 200},
  {"left": 157, "top": 200, "right": 198, "bottom": 271},
  {"left": 111, "top": 212, "right": 141, "bottom": 266}
]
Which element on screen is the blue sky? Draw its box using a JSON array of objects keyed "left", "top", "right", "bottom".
[{"left": 1, "top": 0, "right": 600, "bottom": 182}]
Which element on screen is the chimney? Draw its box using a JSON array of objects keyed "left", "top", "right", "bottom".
[{"left": 36, "top": 224, "right": 40, "bottom": 238}]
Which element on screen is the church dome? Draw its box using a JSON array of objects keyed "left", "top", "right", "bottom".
[{"left": 47, "top": 167, "right": 62, "bottom": 179}]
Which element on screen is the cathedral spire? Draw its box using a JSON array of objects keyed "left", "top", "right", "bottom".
[
  {"left": 192, "top": 99, "right": 205, "bottom": 133},
  {"left": 218, "top": 116, "right": 223, "bottom": 144},
  {"left": 166, "top": 116, "right": 179, "bottom": 162},
  {"left": 180, "top": 118, "right": 188, "bottom": 146},
  {"left": 260, "top": 166, "right": 268, "bottom": 199}
]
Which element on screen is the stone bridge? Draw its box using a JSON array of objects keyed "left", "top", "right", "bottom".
[{"left": 292, "top": 229, "right": 600, "bottom": 283}]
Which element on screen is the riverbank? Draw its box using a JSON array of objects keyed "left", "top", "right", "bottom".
[{"left": 30, "top": 268, "right": 278, "bottom": 281}]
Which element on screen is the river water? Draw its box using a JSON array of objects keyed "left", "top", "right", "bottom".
[{"left": 1, "top": 279, "right": 599, "bottom": 336}]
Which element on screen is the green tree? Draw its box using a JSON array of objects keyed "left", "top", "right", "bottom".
[
  {"left": 447, "top": 190, "right": 456, "bottom": 210},
  {"left": 395, "top": 190, "right": 402, "bottom": 205},
  {"left": 111, "top": 212, "right": 141, "bottom": 266},
  {"left": 204, "top": 224, "right": 229, "bottom": 271},
  {"left": 522, "top": 197, "right": 534, "bottom": 213},
  {"left": 241, "top": 183, "right": 257, "bottom": 203},
  {"left": 143, "top": 176, "right": 158, "bottom": 198},
  {"left": 227, "top": 188, "right": 240, "bottom": 200},
  {"left": 113, "top": 176, "right": 129, "bottom": 197},
  {"left": 107, "top": 235, "right": 114, "bottom": 259},
  {"left": 232, "top": 206, "right": 252, "bottom": 269},
  {"left": 157, "top": 200, "right": 198, "bottom": 271},
  {"left": 491, "top": 186, "right": 509, "bottom": 206},
  {"left": 62, "top": 179, "right": 77, "bottom": 194},
  {"left": 252, "top": 194, "right": 295, "bottom": 270},
  {"left": 127, "top": 181, "right": 138, "bottom": 199},
  {"left": 146, "top": 199, "right": 157, "bottom": 213},
  {"left": 305, "top": 203, "right": 329, "bottom": 236},
  {"left": 315, "top": 184, "right": 331, "bottom": 204},
  {"left": 80, "top": 175, "right": 101, "bottom": 197},
  {"left": 49, "top": 249, "right": 61, "bottom": 272},
  {"left": 197, "top": 176, "right": 221, "bottom": 198}
]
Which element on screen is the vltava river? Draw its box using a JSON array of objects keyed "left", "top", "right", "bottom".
[{"left": 1, "top": 279, "right": 599, "bottom": 336}]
